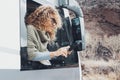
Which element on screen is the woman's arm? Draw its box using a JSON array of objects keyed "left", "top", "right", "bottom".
[
  {"left": 32, "top": 46, "right": 71, "bottom": 61},
  {"left": 32, "top": 51, "right": 51, "bottom": 61}
]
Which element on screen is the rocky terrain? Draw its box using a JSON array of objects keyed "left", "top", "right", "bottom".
[
  {"left": 76, "top": 0, "right": 120, "bottom": 36},
  {"left": 75, "top": 0, "right": 120, "bottom": 80}
]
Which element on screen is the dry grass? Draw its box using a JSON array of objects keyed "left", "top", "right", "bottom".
[
  {"left": 104, "top": 34, "right": 120, "bottom": 59},
  {"left": 79, "top": 33, "right": 120, "bottom": 80},
  {"left": 80, "top": 33, "right": 120, "bottom": 60},
  {"left": 83, "top": 73, "right": 117, "bottom": 80},
  {"left": 81, "top": 60, "right": 120, "bottom": 80}
]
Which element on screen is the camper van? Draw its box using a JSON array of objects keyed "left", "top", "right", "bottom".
[{"left": 0, "top": 0, "right": 85, "bottom": 80}]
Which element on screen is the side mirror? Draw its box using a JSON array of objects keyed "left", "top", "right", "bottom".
[{"left": 69, "top": 17, "right": 85, "bottom": 51}]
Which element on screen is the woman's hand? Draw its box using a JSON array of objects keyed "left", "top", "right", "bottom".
[{"left": 50, "top": 46, "right": 72, "bottom": 58}]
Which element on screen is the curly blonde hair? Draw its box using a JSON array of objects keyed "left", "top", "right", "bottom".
[{"left": 25, "top": 5, "right": 62, "bottom": 40}]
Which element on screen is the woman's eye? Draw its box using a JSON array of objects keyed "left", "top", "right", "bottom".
[{"left": 51, "top": 18, "right": 57, "bottom": 24}]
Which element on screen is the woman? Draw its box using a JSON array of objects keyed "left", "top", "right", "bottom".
[{"left": 25, "top": 5, "right": 71, "bottom": 66}]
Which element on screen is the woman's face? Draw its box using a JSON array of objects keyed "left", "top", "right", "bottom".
[{"left": 45, "top": 14, "right": 58, "bottom": 33}]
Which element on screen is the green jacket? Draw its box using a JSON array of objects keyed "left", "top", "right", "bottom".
[{"left": 27, "top": 25, "right": 51, "bottom": 61}]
